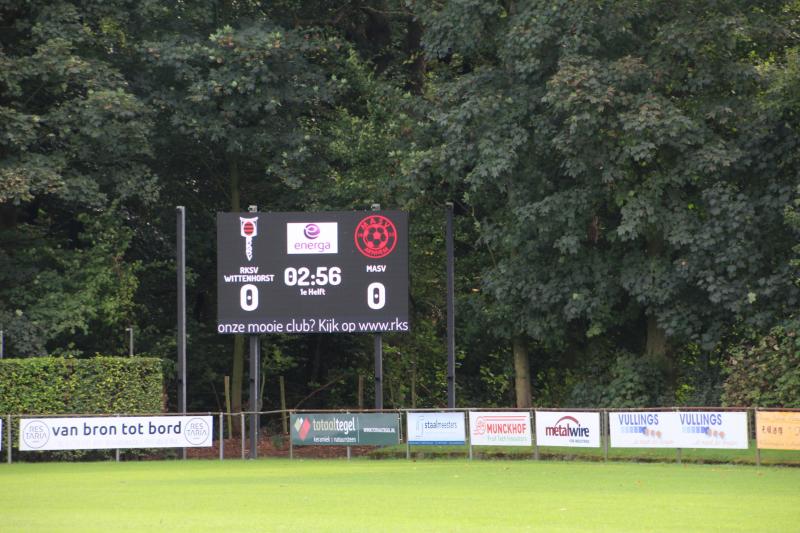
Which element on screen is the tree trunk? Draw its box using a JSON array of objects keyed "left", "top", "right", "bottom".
[
  {"left": 644, "top": 233, "right": 675, "bottom": 390},
  {"left": 513, "top": 336, "right": 532, "bottom": 408}
]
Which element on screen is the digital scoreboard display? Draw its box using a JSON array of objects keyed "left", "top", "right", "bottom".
[{"left": 217, "top": 211, "right": 409, "bottom": 335}]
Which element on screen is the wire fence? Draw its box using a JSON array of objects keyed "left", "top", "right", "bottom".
[{"left": 4, "top": 407, "right": 800, "bottom": 466}]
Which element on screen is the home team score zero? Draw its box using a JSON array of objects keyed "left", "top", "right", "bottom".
[{"left": 216, "top": 211, "right": 409, "bottom": 335}]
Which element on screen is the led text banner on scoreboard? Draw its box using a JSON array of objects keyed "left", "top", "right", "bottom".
[{"left": 217, "top": 211, "right": 409, "bottom": 334}]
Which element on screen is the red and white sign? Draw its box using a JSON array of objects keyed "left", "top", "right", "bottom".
[
  {"left": 535, "top": 411, "right": 600, "bottom": 448},
  {"left": 469, "top": 411, "right": 531, "bottom": 447}
]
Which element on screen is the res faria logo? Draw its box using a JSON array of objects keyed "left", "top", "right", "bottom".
[
  {"left": 545, "top": 416, "right": 590, "bottom": 439},
  {"left": 240, "top": 217, "right": 258, "bottom": 261},
  {"left": 294, "top": 416, "right": 311, "bottom": 441}
]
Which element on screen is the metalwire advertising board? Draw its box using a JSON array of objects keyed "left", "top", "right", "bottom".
[{"left": 217, "top": 211, "right": 409, "bottom": 334}]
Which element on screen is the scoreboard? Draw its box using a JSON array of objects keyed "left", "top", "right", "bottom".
[{"left": 217, "top": 211, "right": 409, "bottom": 335}]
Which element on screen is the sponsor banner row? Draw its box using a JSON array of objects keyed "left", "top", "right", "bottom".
[
  {"left": 291, "top": 413, "right": 399, "bottom": 446},
  {"left": 756, "top": 411, "right": 800, "bottom": 451},
  {"left": 19, "top": 416, "right": 213, "bottom": 451},
  {"left": 609, "top": 411, "right": 748, "bottom": 449},
  {"left": 406, "top": 411, "right": 751, "bottom": 450}
]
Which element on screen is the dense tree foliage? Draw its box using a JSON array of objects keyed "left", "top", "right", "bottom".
[{"left": 1, "top": 0, "right": 799, "bottom": 412}]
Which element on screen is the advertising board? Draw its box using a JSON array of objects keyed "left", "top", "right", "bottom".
[
  {"left": 18, "top": 416, "right": 213, "bottom": 451},
  {"left": 468, "top": 411, "right": 531, "bottom": 447},
  {"left": 675, "top": 411, "right": 748, "bottom": 449},
  {"left": 756, "top": 411, "right": 800, "bottom": 450},
  {"left": 610, "top": 411, "right": 749, "bottom": 449},
  {"left": 217, "top": 211, "right": 409, "bottom": 334},
  {"left": 535, "top": 411, "right": 600, "bottom": 448},
  {"left": 290, "top": 413, "right": 399, "bottom": 446},
  {"left": 407, "top": 412, "right": 466, "bottom": 445},
  {"left": 609, "top": 411, "right": 680, "bottom": 448}
]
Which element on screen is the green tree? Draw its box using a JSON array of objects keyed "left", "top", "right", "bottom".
[
  {"left": 0, "top": 1, "right": 157, "bottom": 357},
  {"left": 414, "top": 0, "right": 800, "bottom": 405}
]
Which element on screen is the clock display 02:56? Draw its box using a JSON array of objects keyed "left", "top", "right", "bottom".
[{"left": 283, "top": 266, "right": 342, "bottom": 287}]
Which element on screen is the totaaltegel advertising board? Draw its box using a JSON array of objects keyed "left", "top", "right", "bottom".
[{"left": 217, "top": 211, "right": 409, "bottom": 334}]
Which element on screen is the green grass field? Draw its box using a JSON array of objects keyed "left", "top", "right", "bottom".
[{"left": 2, "top": 459, "right": 799, "bottom": 532}]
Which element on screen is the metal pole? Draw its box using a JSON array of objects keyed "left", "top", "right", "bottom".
[
  {"left": 240, "top": 413, "right": 245, "bottom": 459},
  {"left": 249, "top": 336, "right": 260, "bottom": 459},
  {"left": 603, "top": 410, "right": 609, "bottom": 462},
  {"left": 219, "top": 412, "right": 224, "bottom": 461},
  {"left": 177, "top": 206, "right": 187, "bottom": 460},
  {"left": 374, "top": 333, "right": 383, "bottom": 410},
  {"left": 445, "top": 202, "right": 456, "bottom": 408},
  {"left": 1, "top": 329, "right": 4, "bottom": 359},
  {"left": 125, "top": 327, "right": 134, "bottom": 357},
  {"left": 6, "top": 415, "right": 11, "bottom": 464},
  {"left": 370, "top": 203, "right": 384, "bottom": 411}
]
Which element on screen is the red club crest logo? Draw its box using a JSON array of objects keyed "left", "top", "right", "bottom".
[{"left": 354, "top": 215, "right": 398, "bottom": 259}]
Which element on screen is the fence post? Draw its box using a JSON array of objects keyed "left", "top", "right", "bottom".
[
  {"left": 240, "top": 413, "right": 245, "bottom": 460},
  {"left": 532, "top": 409, "right": 539, "bottom": 461},
  {"left": 603, "top": 410, "right": 609, "bottom": 462},
  {"left": 115, "top": 414, "right": 120, "bottom": 463},
  {"left": 219, "top": 412, "right": 224, "bottom": 461},
  {"left": 753, "top": 408, "right": 761, "bottom": 467},
  {"left": 6, "top": 414, "right": 11, "bottom": 464},
  {"left": 467, "top": 411, "right": 473, "bottom": 460}
]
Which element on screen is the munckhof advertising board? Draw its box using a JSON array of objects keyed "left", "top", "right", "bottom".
[
  {"left": 217, "top": 211, "right": 409, "bottom": 335},
  {"left": 535, "top": 411, "right": 600, "bottom": 448},
  {"left": 469, "top": 411, "right": 532, "bottom": 447},
  {"left": 18, "top": 416, "right": 213, "bottom": 451},
  {"left": 407, "top": 412, "right": 466, "bottom": 445},
  {"left": 290, "top": 413, "right": 399, "bottom": 446}
]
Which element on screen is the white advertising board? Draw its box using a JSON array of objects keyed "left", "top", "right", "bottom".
[
  {"left": 469, "top": 411, "right": 531, "bottom": 447},
  {"left": 675, "top": 411, "right": 748, "bottom": 449},
  {"left": 19, "top": 416, "right": 213, "bottom": 451},
  {"left": 535, "top": 411, "right": 600, "bottom": 448},
  {"left": 407, "top": 412, "right": 466, "bottom": 445},
  {"left": 609, "top": 411, "right": 680, "bottom": 448}
]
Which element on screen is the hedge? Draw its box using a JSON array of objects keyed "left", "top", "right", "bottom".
[{"left": 0, "top": 356, "right": 164, "bottom": 415}]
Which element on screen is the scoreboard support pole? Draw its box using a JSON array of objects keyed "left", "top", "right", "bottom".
[
  {"left": 446, "top": 202, "right": 456, "bottom": 409},
  {"left": 176, "top": 206, "right": 187, "bottom": 460},
  {"left": 374, "top": 333, "right": 383, "bottom": 410},
  {"left": 249, "top": 335, "right": 260, "bottom": 459}
]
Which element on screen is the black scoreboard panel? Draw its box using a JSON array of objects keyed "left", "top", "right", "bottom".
[{"left": 217, "top": 211, "right": 409, "bottom": 334}]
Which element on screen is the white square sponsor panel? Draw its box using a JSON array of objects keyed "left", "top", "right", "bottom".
[
  {"left": 286, "top": 222, "right": 338, "bottom": 254},
  {"left": 609, "top": 411, "right": 680, "bottom": 448},
  {"left": 469, "top": 411, "right": 532, "bottom": 447},
  {"left": 19, "top": 416, "right": 213, "bottom": 451},
  {"left": 675, "top": 411, "right": 748, "bottom": 449},
  {"left": 535, "top": 411, "right": 601, "bottom": 448},
  {"left": 407, "top": 412, "right": 466, "bottom": 445}
]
